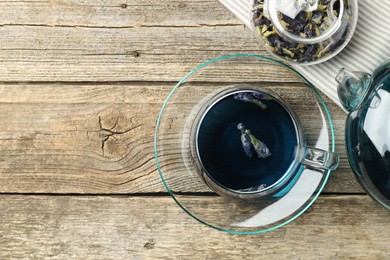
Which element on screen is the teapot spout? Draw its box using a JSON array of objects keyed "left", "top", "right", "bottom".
[{"left": 336, "top": 68, "right": 372, "bottom": 112}]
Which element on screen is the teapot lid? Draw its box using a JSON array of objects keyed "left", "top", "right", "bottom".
[{"left": 264, "top": 0, "right": 344, "bottom": 44}]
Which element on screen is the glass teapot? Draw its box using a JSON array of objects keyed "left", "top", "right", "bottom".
[
  {"left": 252, "top": 0, "right": 358, "bottom": 64},
  {"left": 336, "top": 61, "right": 390, "bottom": 209}
]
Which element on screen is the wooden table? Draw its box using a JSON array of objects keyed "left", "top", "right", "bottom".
[{"left": 0, "top": 0, "right": 389, "bottom": 258}]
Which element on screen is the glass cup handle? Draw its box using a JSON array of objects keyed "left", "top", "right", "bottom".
[{"left": 303, "top": 147, "right": 340, "bottom": 171}]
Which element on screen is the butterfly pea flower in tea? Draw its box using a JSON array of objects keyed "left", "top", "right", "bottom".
[
  {"left": 237, "top": 123, "right": 271, "bottom": 159},
  {"left": 237, "top": 123, "right": 254, "bottom": 158},
  {"left": 245, "top": 128, "right": 272, "bottom": 159},
  {"left": 234, "top": 92, "right": 268, "bottom": 109}
]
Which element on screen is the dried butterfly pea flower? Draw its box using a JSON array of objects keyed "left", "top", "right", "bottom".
[
  {"left": 298, "top": 44, "right": 318, "bottom": 62},
  {"left": 253, "top": 0, "right": 351, "bottom": 63},
  {"left": 304, "top": 23, "right": 314, "bottom": 38},
  {"left": 312, "top": 11, "right": 324, "bottom": 24},
  {"left": 282, "top": 48, "right": 295, "bottom": 58},
  {"left": 317, "top": 4, "right": 328, "bottom": 12},
  {"left": 306, "top": 12, "right": 313, "bottom": 21}
]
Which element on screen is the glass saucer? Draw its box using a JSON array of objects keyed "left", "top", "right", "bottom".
[{"left": 154, "top": 54, "right": 336, "bottom": 234}]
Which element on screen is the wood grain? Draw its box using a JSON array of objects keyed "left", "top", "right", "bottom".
[
  {"left": 0, "top": 194, "right": 389, "bottom": 259},
  {"left": 0, "top": 0, "right": 237, "bottom": 26},
  {"left": 0, "top": 82, "right": 360, "bottom": 194},
  {"left": 0, "top": 0, "right": 265, "bottom": 82}
]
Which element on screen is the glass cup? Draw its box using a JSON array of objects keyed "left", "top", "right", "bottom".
[{"left": 192, "top": 86, "right": 339, "bottom": 200}]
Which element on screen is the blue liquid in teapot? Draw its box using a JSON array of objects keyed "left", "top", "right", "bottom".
[{"left": 338, "top": 63, "right": 390, "bottom": 208}]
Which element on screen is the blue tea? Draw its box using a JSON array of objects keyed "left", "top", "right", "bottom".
[
  {"left": 336, "top": 62, "right": 390, "bottom": 209},
  {"left": 348, "top": 79, "right": 390, "bottom": 200},
  {"left": 196, "top": 89, "right": 299, "bottom": 192}
]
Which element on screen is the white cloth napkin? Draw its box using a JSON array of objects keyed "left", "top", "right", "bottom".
[{"left": 219, "top": 0, "right": 390, "bottom": 109}]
